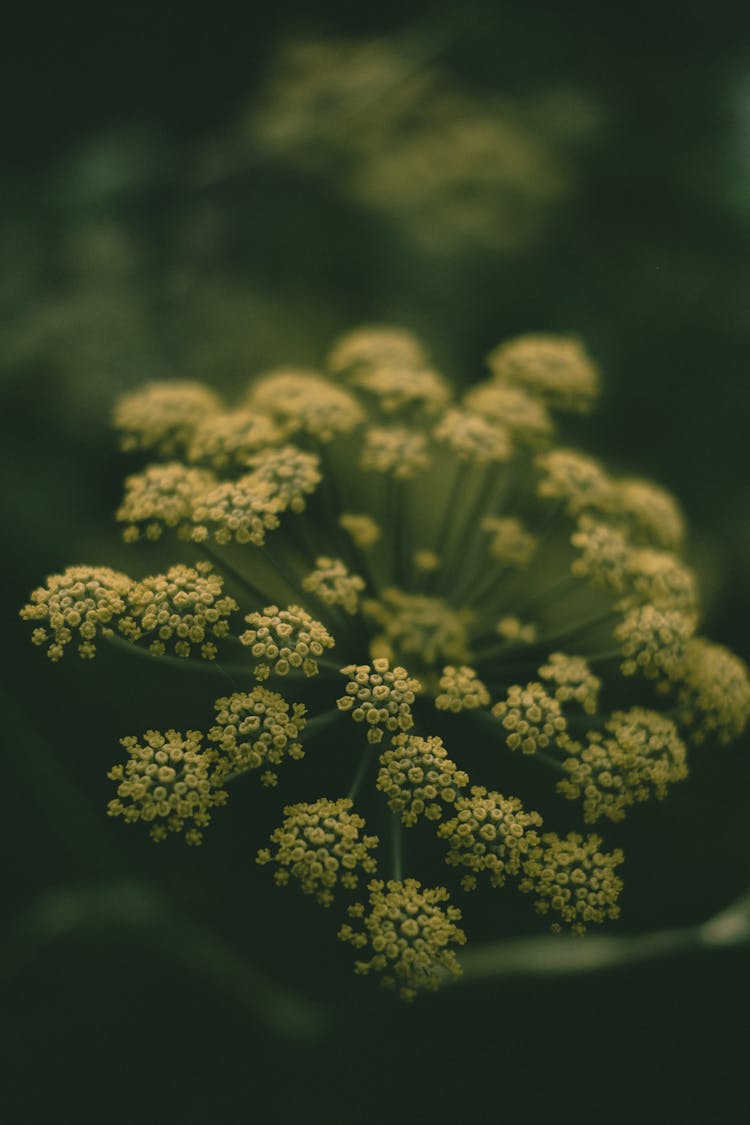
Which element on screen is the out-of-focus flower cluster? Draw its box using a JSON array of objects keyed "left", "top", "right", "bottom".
[
  {"left": 203, "top": 35, "right": 602, "bottom": 255},
  {"left": 21, "top": 323, "right": 750, "bottom": 1000}
]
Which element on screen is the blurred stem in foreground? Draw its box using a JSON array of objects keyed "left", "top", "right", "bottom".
[
  {"left": 3, "top": 881, "right": 324, "bottom": 1042},
  {"left": 453, "top": 889, "right": 750, "bottom": 983},
  {"left": 4, "top": 879, "right": 749, "bottom": 1038}
]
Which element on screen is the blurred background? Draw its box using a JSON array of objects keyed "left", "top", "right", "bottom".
[{"left": 2, "top": 1, "right": 749, "bottom": 1120}]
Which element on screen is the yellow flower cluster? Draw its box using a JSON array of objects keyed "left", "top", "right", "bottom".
[
  {"left": 624, "top": 547, "right": 698, "bottom": 615},
  {"left": 240, "top": 604, "right": 334, "bottom": 679},
  {"left": 439, "top": 786, "right": 543, "bottom": 890},
  {"left": 363, "top": 589, "right": 473, "bottom": 668},
  {"left": 493, "top": 682, "right": 568, "bottom": 754},
  {"left": 433, "top": 407, "right": 512, "bottom": 464},
  {"left": 376, "top": 734, "right": 469, "bottom": 826},
  {"left": 246, "top": 368, "right": 364, "bottom": 442},
  {"left": 22, "top": 320, "right": 750, "bottom": 999},
  {"left": 114, "top": 380, "right": 222, "bottom": 455},
  {"left": 360, "top": 425, "right": 430, "bottom": 478},
  {"left": 120, "top": 563, "right": 238, "bottom": 659},
  {"left": 302, "top": 557, "right": 366, "bottom": 615},
  {"left": 256, "top": 798, "right": 378, "bottom": 906},
  {"left": 413, "top": 549, "right": 440, "bottom": 572},
  {"left": 244, "top": 445, "right": 322, "bottom": 513},
  {"left": 481, "top": 515, "right": 538, "bottom": 567},
  {"left": 337, "top": 659, "right": 420, "bottom": 744},
  {"left": 338, "top": 878, "right": 466, "bottom": 1001},
  {"left": 571, "top": 516, "right": 632, "bottom": 593},
  {"left": 519, "top": 832, "right": 624, "bottom": 934},
  {"left": 20, "top": 565, "right": 133, "bottom": 660},
  {"left": 208, "top": 688, "right": 307, "bottom": 787},
  {"left": 328, "top": 324, "right": 448, "bottom": 417},
  {"left": 116, "top": 462, "right": 217, "bottom": 542},
  {"left": 463, "top": 381, "right": 553, "bottom": 444},
  {"left": 187, "top": 410, "right": 283, "bottom": 470},
  {"left": 107, "top": 729, "right": 227, "bottom": 845},
  {"left": 190, "top": 475, "right": 281, "bottom": 545},
  {"left": 348, "top": 363, "right": 450, "bottom": 417},
  {"left": 487, "top": 334, "right": 600, "bottom": 414},
  {"left": 327, "top": 325, "right": 428, "bottom": 379},
  {"left": 539, "top": 451, "right": 611, "bottom": 516},
  {"left": 339, "top": 512, "right": 381, "bottom": 549},
  {"left": 538, "top": 653, "right": 601, "bottom": 714},
  {"left": 496, "top": 616, "right": 538, "bottom": 645},
  {"left": 558, "top": 708, "right": 688, "bottom": 823},
  {"left": 603, "top": 477, "right": 685, "bottom": 550},
  {"left": 673, "top": 638, "right": 750, "bottom": 745},
  {"left": 435, "top": 665, "right": 490, "bottom": 712},
  {"left": 614, "top": 604, "right": 695, "bottom": 682}
]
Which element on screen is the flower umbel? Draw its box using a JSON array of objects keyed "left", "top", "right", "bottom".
[
  {"left": 338, "top": 878, "right": 466, "bottom": 1000},
  {"left": 22, "top": 323, "right": 750, "bottom": 998},
  {"left": 257, "top": 798, "right": 379, "bottom": 906}
]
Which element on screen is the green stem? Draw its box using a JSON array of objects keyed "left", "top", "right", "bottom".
[
  {"left": 347, "top": 744, "right": 378, "bottom": 800},
  {"left": 537, "top": 610, "right": 619, "bottom": 650},
  {"left": 104, "top": 633, "right": 250, "bottom": 678},
  {"left": 391, "top": 812, "right": 403, "bottom": 881},
  {"left": 304, "top": 708, "right": 343, "bottom": 740},
  {"left": 513, "top": 571, "right": 580, "bottom": 616},
  {"left": 195, "top": 542, "right": 270, "bottom": 605}
]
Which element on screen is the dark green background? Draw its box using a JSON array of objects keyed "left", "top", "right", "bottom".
[{"left": 2, "top": 2, "right": 749, "bottom": 1120}]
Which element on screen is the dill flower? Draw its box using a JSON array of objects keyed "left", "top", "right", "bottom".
[
  {"left": 257, "top": 798, "right": 379, "bottom": 906},
  {"left": 348, "top": 364, "right": 450, "bottom": 418},
  {"left": 435, "top": 665, "right": 490, "bottom": 712},
  {"left": 537, "top": 450, "right": 611, "bottom": 515},
  {"left": 338, "top": 878, "right": 466, "bottom": 1000},
  {"left": 339, "top": 512, "right": 381, "bottom": 549},
  {"left": 571, "top": 516, "right": 632, "bottom": 593},
  {"left": 614, "top": 604, "right": 695, "bottom": 682},
  {"left": 186, "top": 410, "right": 283, "bottom": 470},
  {"left": 243, "top": 445, "right": 322, "bottom": 513},
  {"left": 519, "top": 832, "right": 624, "bottom": 935},
  {"left": 120, "top": 562, "right": 238, "bottom": 659},
  {"left": 189, "top": 474, "right": 281, "bottom": 546},
  {"left": 246, "top": 368, "right": 364, "bottom": 442},
  {"left": 602, "top": 477, "right": 685, "bottom": 550},
  {"left": 558, "top": 710, "right": 688, "bottom": 823},
  {"left": 337, "top": 659, "right": 420, "bottom": 744},
  {"left": 20, "top": 565, "right": 133, "bottom": 660},
  {"left": 116, "top": 462, "right": 217, "bottom": 542},
  {"left": 538, "top": 653, "right": 601, "bottom": 714},
  {"left": 107, "top": 729, "right": 228, "bottom": 845},
  {"left": 208, "top": 688, "right": 307, "bottom": 787},
  {"left": 327, "top": 325, "right": 429, "bottom": 377},
  {"left": 463, "top": 381, "right": 553, "bottom": 444},
  {"left": 439, "top": 787, "right": 543, "bottom": 890},
  {"left": 492, "top": 682, "right": 569, "bottom": 755},
  {"left": 672, "top": 637, "right": 750, "bottom": 745},
  {"left": 496, "top": 616, "right": 538, "bottom": 645},
  {"left": 360, "top": 425, "right": 430, "bottom": 478},
  {"left": 302, "top": 557, "right": 366, "bottom": 616},
  {"left": 376, "top": 734, "right": 469, "bottom": 826},
  {"left": 486, "top": 333, "right": 600, "bottom": 414},
  {"left": 22, "top": 321, "right": 750, "bottom": 999},
  {"left": 240, "top": 605, "right": 334, "bottom": 680},
  {"left": 114, "top": 380, "right": 222, "bottom": 456},
  {"left": 481, "top": 515, "right": 538, "bottom": 566},
  {"left": 433, "top": 407, "right": 513, "bottom": 464}
]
